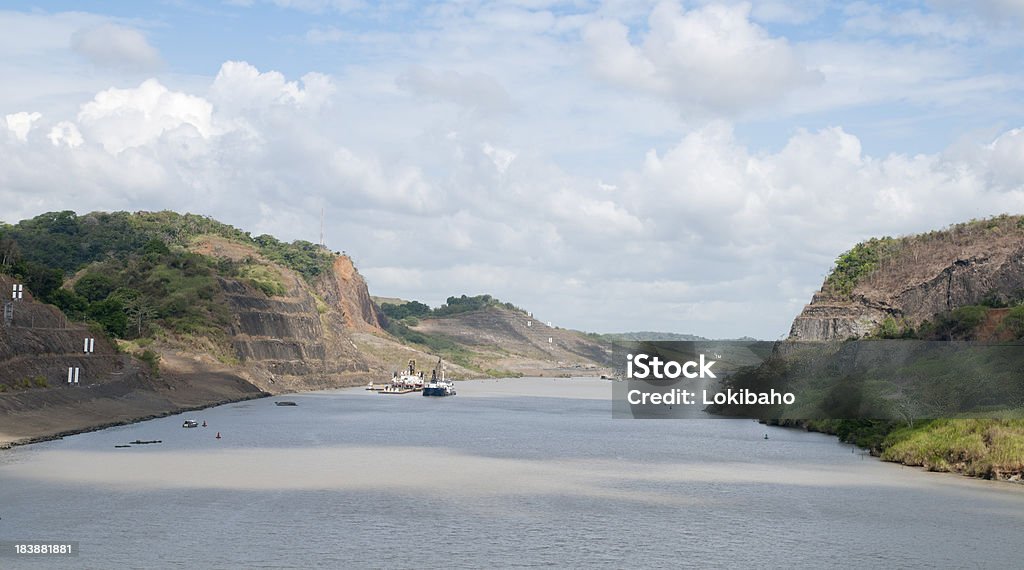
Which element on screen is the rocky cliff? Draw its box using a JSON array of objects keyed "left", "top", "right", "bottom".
[
  {"left": 789, "top": 216, "right": 1024, "bottom": 341},
  {"left": 0, "top": 231, "right": 390, "bottom": 446},
  {"left": 189, "top": 237, "right": 384, "bottom": 392}
]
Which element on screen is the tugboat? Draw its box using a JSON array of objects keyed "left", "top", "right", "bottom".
[{"left": 423, "top": 358, "right": 456, "bottom": 397}]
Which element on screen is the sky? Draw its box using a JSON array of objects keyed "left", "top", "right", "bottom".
[{"left": 1, "top": 1, "right": 1023, "bottom": 339}]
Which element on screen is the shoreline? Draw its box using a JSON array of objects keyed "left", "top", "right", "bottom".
[
  {"left": 764, "top": 420, "right": 1024, "bottom": 486},
  {"left": 0, "top": 391, "right": 270, "bottom": 450},
  {"left": 4, "top": 377, "right": 1021, "bottom": 490}
]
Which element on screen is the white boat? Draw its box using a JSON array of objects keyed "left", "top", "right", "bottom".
[
  {"left": 182, "top": 420, "right": 199, "bottom": 428},
  {"left": 380, "top": 359, "right": 424, "bottom": 394}
]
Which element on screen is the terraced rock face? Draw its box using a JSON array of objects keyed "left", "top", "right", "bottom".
[
  {"left": 0, "top": 274, "right": 263, "bottom": 445},
  {"left": 0, "top": 274, "right": 121, "bottom": 387},
  {"left": 789, "top": 219, "right": 1024, "bottom": 341},
  {"left": 203, "top": 248, "right": 382, "bottom": 391}
]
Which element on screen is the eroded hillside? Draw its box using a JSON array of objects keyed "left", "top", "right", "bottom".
[{"left": 789, "top": 216, "right": 1024, "bottom": 341}]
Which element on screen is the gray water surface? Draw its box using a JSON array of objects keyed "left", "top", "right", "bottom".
[{"left": 1, "top": 378, "right": 1022, "bottom": 569}]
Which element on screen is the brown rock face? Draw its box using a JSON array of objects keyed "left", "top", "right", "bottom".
[
  {"left": 789, "top": 221, "right": 1024, "bottom": 341},
  {"left": 315, "top": 255, "right": 383, "bottom": 331},
  {"left": 219, "top": 257, "right": 383, "bottom": 391}
]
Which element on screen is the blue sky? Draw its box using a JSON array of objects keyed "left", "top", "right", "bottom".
[{"left": 2, "top": 1, "right": 1023, "bottom": 338}]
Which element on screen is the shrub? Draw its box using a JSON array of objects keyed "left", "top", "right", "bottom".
[
  {"left": 1001, "top": 306, "right": 1024, "bottom": 339},
  {"left": 137, "top": 349, "right": 161, "bottom": 376}
]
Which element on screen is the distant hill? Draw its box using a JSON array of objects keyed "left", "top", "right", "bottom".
[
  {"left": 601, "top": 331, "right": 708, "bottom": 342},
  {"left": 404, "top": 304, "right": 615, "bottom": 377}
]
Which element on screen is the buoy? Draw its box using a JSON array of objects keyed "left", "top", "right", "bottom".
[
  {"left": 202, "top": 421, "right": 207, "bottom": 427},
  {"left": 764, "top": 434, "right": 769, "bottom": 440},
  {"left": 215, "top": 432, "right": 221, "bottom": 439}
]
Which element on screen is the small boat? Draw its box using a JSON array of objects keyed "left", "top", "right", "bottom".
[
  {"left": 129, "top": 439, "right": 162, "bottom": 445},
  {"left": 182, "top": 420, "right": 199, "bottom": 428},
  {"left": 114, "top": 445, "right": 132, "bottom": 448},
  {"left": 275, "top": 401, "right": 298, "bottom": 406}
]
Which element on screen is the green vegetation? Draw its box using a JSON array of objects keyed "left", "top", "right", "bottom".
[
  {"left": 823, "top": 214, "right": 1024, "bottom": 300},
  {"left": 790, "top": 418, "right": 1024, "bottom": 479},
  {"left": 483, "top": 368, "right": 524, "bottom": 378},
  {"left": 824, "top": 237, "right": 897, "bottom": 297},
  {"left": 0, "top": 210, "right": 332, "bottom": 284},
  {"left": 238, "top": 263, "right": 288, "bottom": 297},
  {"left": 380, "top": 295, "right": 525, "bottom": 324},
  {"left": 873, "top": 306, "right": 990, "bottom": 341},
  {"left": 0, "top": 375, "right": 49, "bottom": 392},
  {"left": 872, "top": 304, "right": 1024, "bottom": 341},
  {"left": 880, "top": 419, "right": 1024, "bottom": 477},
  {"left": 137, "top": 349, "right": 161, "bottom": 376},
  {"left": 379, "top": 300, "right": 431, "bottom": 321},
  {"left": 999, "top": 306, "right": 1024, "bottom": 338},
  {"left": 433, "top": 294, "right": 524, "bottom": 317},
  {"left": 0, "top": 210, "right": 333, "bottom": 348}
]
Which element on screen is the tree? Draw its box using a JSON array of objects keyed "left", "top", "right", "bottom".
[
  {"left": 75, "top": 272, "right": 118, "bottom": 303},
  {"left": 120, "top": 291, "right": 157, "bottom": 338}
]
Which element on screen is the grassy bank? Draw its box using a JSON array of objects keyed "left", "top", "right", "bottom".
[{"left": 786, "top": 418, "right": 1024, "bottom": 481}]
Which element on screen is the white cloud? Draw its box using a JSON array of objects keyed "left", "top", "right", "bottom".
[
  {"left": 77, "top": 78, "right": 214, "bottom": 154},
  {"left": 583, "top": 2, "right": 822, "bottom": 114},
  {"left": 210, "top": 61, "right": 335, "bottom": 112},
  {"left": 5, "top": 111, "right": 41, "bottom": 141},
  {"left": 48, "top": 121, "right": 83, "bottom": 148},
  {"left": 71, "top": 22, "right": 162, "bottom": 71}
]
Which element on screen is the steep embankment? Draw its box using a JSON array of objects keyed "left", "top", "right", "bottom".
[
  {"left": 0, "top": 211, "right": 397, "bottom": 446},
  {"left": 789, "top": 216, "right": 1024, "bottom": 341},
  {"left": 190, "top": 236, "right": 384, "bottom": 392},
  {"left": 410, "top": 306, "right": 615, "bottom": 376},
  {"left": 0, "top": 274, "right": 263, "bottom": 446},
  {"left": 780, "top": 216, "right": 1024, "bottom": 481}
]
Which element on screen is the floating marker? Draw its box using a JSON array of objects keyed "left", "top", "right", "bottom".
[
  {"left": 12, "top": 284, "right": 23, "bottom": 300},
  {"left": 84, "top": 338, "right": 95, "bottom": 353},
  {"left": 67, "top": 367, "right": 80, "bottom": 384},
  {"left": 215, "top": 432, "right": 221, "bottom": 439}
]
